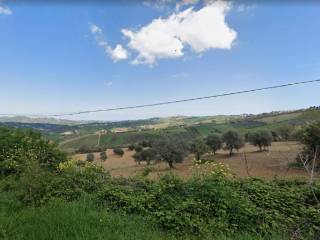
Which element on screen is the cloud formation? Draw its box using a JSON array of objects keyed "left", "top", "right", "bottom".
[
  {"left": 89, "top": 23, "right": 128, "bottom": 62},
  {"left": 122, "top": 0, "right": 236, "bottom": 65},
  {"left": 0, "top": 5, "right": 12, "bottom": 15}
]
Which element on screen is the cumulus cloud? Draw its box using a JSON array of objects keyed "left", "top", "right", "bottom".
[
  {"left": 109, "top": 44, "right": 128, "bottom": 62},
  {"left": 121, "top": 0, "right": 236, "bottom": 65},
  {"left": 89, "top": 23, "right": 128, "bottom": 62},
  {"left": 0, "top": 5, "right": 12, "bottom": 15}
]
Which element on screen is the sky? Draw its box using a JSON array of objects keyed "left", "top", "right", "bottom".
[{"left": 0, "top": 0, "right": 320, "bottom": 121}]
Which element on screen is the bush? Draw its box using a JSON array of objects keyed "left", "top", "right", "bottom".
[
  {"left": 134, "top": 145, "right": 143, "bottom": 153},
  {"left": 113, "top": 148, "right": 124, "bottom": 157},
  {"left": 134, "top": 148, "right": 157, "bottom": 165},
  {"left": 76, "top": 145, "right": 106, "bottom": 154},
  {"left": 139, "top": 140, "right": 152, "bottom": 148},
  {"left": 128, "top": 144, "right": 135, "bottom": 151},
  {"left": 0, "top": 128, "right": 67, "bottom": 177},
  {"left": 86, "top": 153, "right": 95, "bottom": 162},
  {"left": 100, "top": 151, "right": 107, "bottom": 161}
]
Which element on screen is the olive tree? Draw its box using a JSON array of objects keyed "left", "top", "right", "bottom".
[
  {"left": 153, "top": 137, "right": 188, "bottom": 168},
  {"left": 190, "top": 139, "right": 209, "bottom": 160},
  {"left": 206, "top": 134, "right": 222, "bottom": 155},
  {"left": 222, "top": 130, "right": 244, "bottom": 156},
  {"left": 248, "top": 130, "right": 272, "bottom": 151},
  {"left": 299, "top": 122, "right": 320, "bottom": 167},
  {"left": 133, "top": 148, "right": 157, "bottom": 165}
]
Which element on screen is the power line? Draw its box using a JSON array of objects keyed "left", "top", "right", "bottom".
[{"left": 2, "top": 79, "right": 320, "bottom": 117}]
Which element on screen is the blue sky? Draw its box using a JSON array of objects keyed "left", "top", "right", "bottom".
[{"left": 0, "top": 1, "right": 319, "bottom": 121}]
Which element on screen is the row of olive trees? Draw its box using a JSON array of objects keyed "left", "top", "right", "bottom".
[
  {"left": 191, "top": 129, "right": 273, "bottom": 159},
  {"left": 130, "top": 129, "right": 275, "bottom": 168}
]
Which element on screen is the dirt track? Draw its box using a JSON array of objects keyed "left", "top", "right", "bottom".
[{"left": 73, "top": 142, "right": 311, "bottom": 180}]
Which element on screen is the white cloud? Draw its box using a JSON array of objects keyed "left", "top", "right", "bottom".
[
  {"left": 121, "top": 0, "right": 236, "bottom": 65},
  {"left": 108, "top": 44, "right": 129, "bottom": 62},
  {"left": 0, "top": 5, "right": 12, "bottom": 15},
  {"left": 90, "top": 24, "right": 102, "bottom": 34},
  {"left": 89, "top": 23, "right": 128, "bottom": 62}
]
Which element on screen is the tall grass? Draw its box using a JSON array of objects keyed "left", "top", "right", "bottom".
[
  {"left": 0, "top": 201, "right": 173, "bottom": 240},
  {"left": 0, "top": 201, "right": 286, "bottom": 240}
]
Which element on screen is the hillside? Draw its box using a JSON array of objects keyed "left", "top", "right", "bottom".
[{"left": 59, "top": 108, "right": 320, "bottom": 152}]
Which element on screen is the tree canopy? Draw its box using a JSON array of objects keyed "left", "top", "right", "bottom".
[
  {"left": 153, "top": 137, "right": 188, "bottom": 168},
  {"left": 248, "top": 130, "right": 272, "bottom": 151},
  {"left": 190, "top": 139, "right": 209, "bottom": 160},
  {"left": 222, "top": 130, "right": 244, "bottom": 156},
  {"left": 206, "top": 134, "right": 222, "bottom": 155}
]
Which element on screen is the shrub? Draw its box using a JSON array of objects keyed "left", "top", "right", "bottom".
[
  {"left": 0, "top": 128, "right": 67, "bottom": 177},
  {"left": 128, "top": 144, "right": 135, "bottom": 151},
  {"left": 113, "top": 148, "right": 124, "bottom": 157},
  {"left": 100, "top": 151, "right": 107, "bottom": 161},
  {"left": 75, "top": 146, "right": 106, "bottom": 154},
  {"left": 134, "top": 145, "right": 143, "bottom": 153},
  {"left": 139, "top": 140, "right": 151, "bottom": 148},
  {"left": 86, "top": 153, "right": 94, "bottom": 162},
  {"left": 134, "top": 148, "right": 157, "bottom": 165}
]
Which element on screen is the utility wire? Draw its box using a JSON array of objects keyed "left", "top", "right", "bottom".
[{"left": 2, "top": 79, "right": 320, "bottom": 117}]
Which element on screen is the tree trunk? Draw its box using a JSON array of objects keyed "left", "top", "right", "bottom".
[
  {"left": 168, "top": 161, "right": 174, "bottom": 168},
  {"left": 229, "top": 148, "right": 233, "bottom": 156}
]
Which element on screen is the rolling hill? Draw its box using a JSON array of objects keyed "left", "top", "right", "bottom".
[{"left": 1, "top": 107, "right": 320, "bottom": 152}]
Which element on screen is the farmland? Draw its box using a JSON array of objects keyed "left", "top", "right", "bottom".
[{"left": 73, "top": 141, "right": 308, "bottom": 180}]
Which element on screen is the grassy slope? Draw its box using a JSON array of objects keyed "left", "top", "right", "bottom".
[
  {"left": 60, "top": 109, "right": 320, "bottom": 151},
  {"left": 61, "top": 127, "right": 195, "bottom": 152},
  {"left": 0, "top": 201, "right": 286, "bottom": 240}
]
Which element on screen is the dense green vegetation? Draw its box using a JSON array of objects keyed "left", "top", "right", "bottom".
[{"left": 1, "top": 127, "right": 320, "bottom": 239}]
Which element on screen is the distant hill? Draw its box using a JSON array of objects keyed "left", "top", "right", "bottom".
[{"left": 0, "top": 116, "right": 88, "bottom": 126}]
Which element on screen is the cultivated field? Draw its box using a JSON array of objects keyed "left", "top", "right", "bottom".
[{"left": 73, "top": 141, "right": 310, "bottom": 180}]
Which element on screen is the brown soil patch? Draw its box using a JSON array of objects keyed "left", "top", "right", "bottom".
[{"left": 72, "top": 142, "right": 312, "bottom": 180}]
